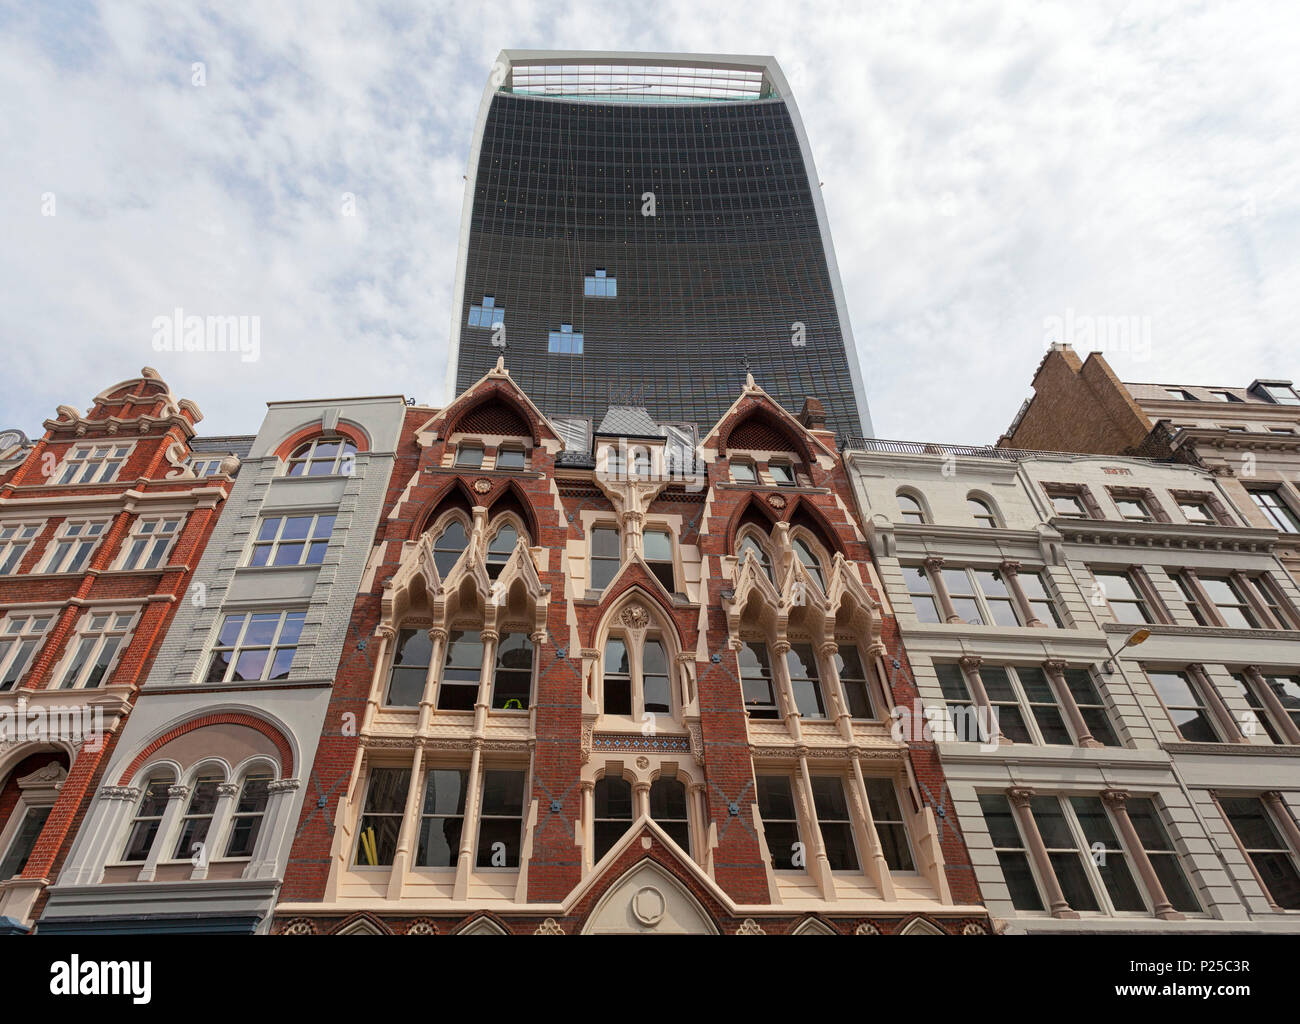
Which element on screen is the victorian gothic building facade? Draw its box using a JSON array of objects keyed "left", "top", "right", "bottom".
[{"left": 271, "top": 360, "right": 988, "bottom": 935}]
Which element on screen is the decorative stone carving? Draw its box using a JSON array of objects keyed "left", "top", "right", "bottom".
[
  {"left": 534, "top": 917, "right": 565, "bottom": 935},
  {"left": 619, "top": 604, "right": 650, "bottom": 631},
  {"left": 735, "top": 918, "right": 766, "bottom": 935},
  {"left": 635, "top": 755, "right": 650, "bottom": 770},
  {"left": 406, "top": 919, "right": 439, "bottom": 935},
  {"left": 472, "top": 478, "right": 492, "bottom": 494},
  {"left": 631, "top": 886, "right": 667, "bottom": 927},
  {"left": 854, "top": 922, "right": 881, "bottom": 935},
  {"left": 281, "top": 918, "right": 317, "bottom": 935},
  {"left": 962, "top": 922, "right": 987, "bottom": 935},
  {"left": 766, "top": 493, "right": 787, "bottom": 510},
  {"left": 217, "top": 783, "right": 241, "bottom": 797}
]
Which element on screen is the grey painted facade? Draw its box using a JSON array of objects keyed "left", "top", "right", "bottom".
[
  {"left": 39, "top": 395, "right": 406, "bottom": 933},
  {"left": 847, "top": 440, "right": 1300, "bottom": 933}
]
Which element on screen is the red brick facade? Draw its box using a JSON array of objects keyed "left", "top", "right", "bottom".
[
  {"left": 0, "top": 369, "right": 235, "bottom": 929},
  {"left": 274, "top": 364, "right": 987, "bottom": 935}
]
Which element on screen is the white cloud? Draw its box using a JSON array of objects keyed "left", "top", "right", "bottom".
[{"left": 0, "top": 0, "right": 1297, "bottom": 444}]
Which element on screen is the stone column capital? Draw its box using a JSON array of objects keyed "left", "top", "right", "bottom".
[
  {"left": 1007, "top": 787, "right": 1035, "bottom": 808},
  {"left": 1101, "top": 789, "right": 1130, "bottom": 808}
]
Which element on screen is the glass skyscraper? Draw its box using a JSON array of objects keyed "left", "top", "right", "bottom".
[{"left": 446, "top": 52, "right": 872, "bottom": 438}]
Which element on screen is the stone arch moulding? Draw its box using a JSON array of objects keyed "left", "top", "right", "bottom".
[
  {"left": 116, "top": 709, "right": 297, "bottom": 786},
  {"left": 332, "top": 912, "right": 392, "bottom": 935},
  {"left": 588, "top": 580, "right": 684, "bottom": 654},
  {"left": 442, "top": 382, "right": 542, "bottom": 446},
  {"left": 580, "top": 857, "right": 720, "bottom": 935},
  {"left": 898, "top": 916, "right": 946, "bottom": 935},
  {"left": 272, "top": 419, "right": 372, "bottom": 462},
  {"left": 720, "top": 404, "right": 817, "bottom": 464},
  {"left": 455, "top": 913, "right": 511, "bottom": 935},
  {"left": 411, "top": 478, "right": 480, "bottom": 540}
]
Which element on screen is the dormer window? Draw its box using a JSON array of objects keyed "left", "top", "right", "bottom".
[
  {"left": 768, "top": 461, "right": 796, "bottom": 487},
  {"left": 455, "top": 443, "right": 484, "bottom": 469},
  {"left": 495, "top": 445, "right": 526, "bottom": 471},
  {"left": 730, "top": 460, "right": 757, "bottom": 484},
  {"left": 1210, "top": 390, "right": 1243, "bottom": 403},
  {"left": 1165, "top": 388, "right": 1195, "bottom": 401},
  {"left": 1262, "top": 384, "right": 1300, "bottom": 405}
]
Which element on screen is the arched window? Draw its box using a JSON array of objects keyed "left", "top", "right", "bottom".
[
  {"left": 286, "top": 438, "right": 357, "bottom": 477},
  {"left": 968, "top": 495, "right": 998, "bottom": 528},
  {"left": 122, "top": 771, "right": 174, "bottom": 862},
  {"left": 737, "top": 531, "right": 773, "bottom": 582},
  {"left": 432, "top": 519, "right": 469, "bottom": 577},
  {"left": 601, "top": 633, "right": 676, "bottom": 719},
  {"left": 792, "top": 535, "right": 826, "bottom": 590},
  {"left": 224, "top": 771, "right": 274, "bottom": 858},
  {"left": 173, "top": 772, "right": 222, "bottom": 860},
  {"left": 593, "top": 776, "right": 634, "bottom": 862},
  {"left": 897, "top": 492, "right": 927, "bottom": 524},
  {"left": 486, "top": 523, "right": 518, "bottom": 580},
  {"left": 650, "top": 777, "right": 690, "bottom": 853}
]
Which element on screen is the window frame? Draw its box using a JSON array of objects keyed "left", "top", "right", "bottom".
[
  {"left": 204, "top": 609, "right": 307, "bottom": 684},
  {"left": 0, "top": 613, "right": 54, "bottom": 692},
  {"left": 642, "top": 525, "right": 677, "bottom": 593},
  {"left": 116, "top": 515, "right": 185, "bottom": 572},
  {"left": 1147, "top": 667, "right": 1222, "bottom": 742},
  {"left": 284, "top": 437, "right": 357, "bottom": 477},
  {"left": 589, "top": 523, "right": 621, "bottom": 591},
  {"left": 247, "top": 513, "right": 335, "bottom": 568},
  {"left": 53, "top": 608, "right": 137, "bottom": 689},
  {"left": 54, "top": 443, "right": 133, "bottom": 485},
  {"left": 37, "top": 518, "right": 110, "bottom": 574},
  {"left": 0, "top": 521, "right": 44, "bottom": 575}
]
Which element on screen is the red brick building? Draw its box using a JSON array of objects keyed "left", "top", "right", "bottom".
[
  {"left": 274, "top": 360, "right": 988, "bottom": 934},
  {"left": 0, "top": 368, "right": 238, "bottom": 931}
]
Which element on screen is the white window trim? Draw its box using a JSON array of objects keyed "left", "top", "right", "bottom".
[
  {"left": 0, "top": 611, "right": 57, "bottom": 691},
  {"left": 246, "top": 512, "right": 335, "bottom": 568},
  {"left": 0, "top": 520, "right": 46, "bottom": 575},
  {"left": 50, "top": 607, "right": 139, "bottom": 689},
  {"left": 598, "top": 629, "right": 680, "bottom": 723},
  {"left": 36, "top": 518, "right": 111, "bottom": 575},
  {"left": 205, "top": 609, "right": 307, "bottom": 684},
  {"left": 113, "top": 515, "right": 185, "bottom": 572},
  {"left": 52, "top": 442, "right": 135, "bottom": 486}
]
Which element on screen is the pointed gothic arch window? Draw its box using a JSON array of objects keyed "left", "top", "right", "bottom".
[
  {"left": 601, "top": 629, "right": 676, "bottom": 720},
  {"left": 432, "top": 517, "right": 469, "bottom": 577},
  {"left": 791, "top": 534, "right": 826, "bottom": 590},
  {"left": 737, "top": 529, "right": 773, "bottom": 583},
  {"left": 486, "top": 522, "right": 519, "bottom": 580}
]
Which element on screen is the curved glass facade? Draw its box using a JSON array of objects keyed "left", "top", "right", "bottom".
[{"left": 453, "top": 85, "right": 867, "bottom": 437}]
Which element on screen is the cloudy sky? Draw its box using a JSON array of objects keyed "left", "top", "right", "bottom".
[{"left": 2, "top": 1, "right": 1297, "bottom": 445}]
